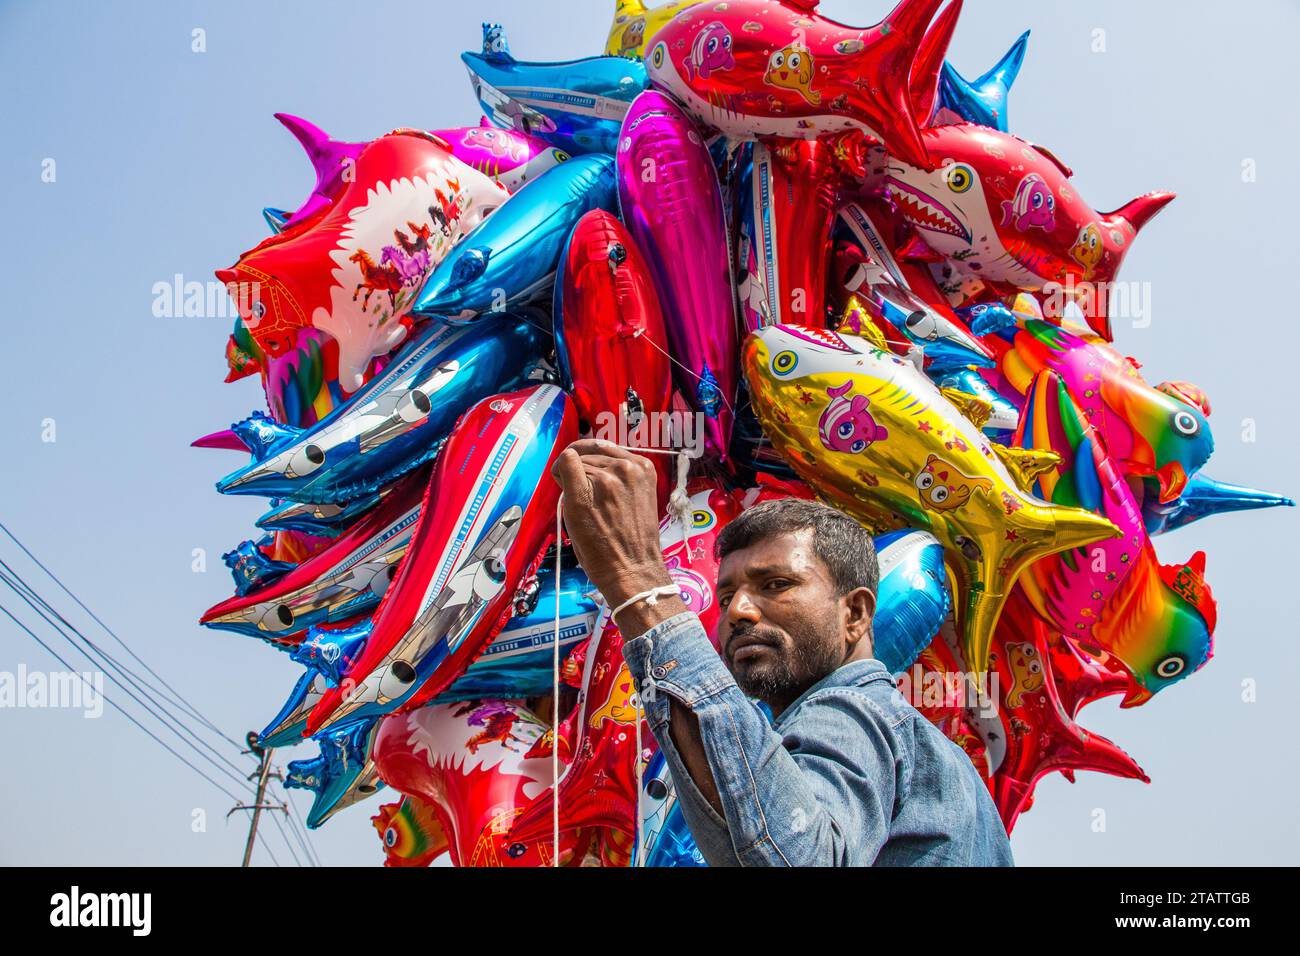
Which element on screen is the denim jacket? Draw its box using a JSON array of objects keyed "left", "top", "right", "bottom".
[{"left": 623, "top": 611, "right": 1014, "bottom": 867}]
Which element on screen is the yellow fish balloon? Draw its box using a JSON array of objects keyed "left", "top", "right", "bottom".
[
  {"left": 744, "top": 325, "right": 1121, "bottom": 673},
  {"left": 604, "top": 0, "right": 700, "bottom": 58}
]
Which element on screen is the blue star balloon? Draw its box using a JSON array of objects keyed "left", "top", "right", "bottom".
[
  {"left": 1141, "top": 472, "right": 1294, "bottom": 536},
  {"left": 938, "top": 30, "right": 1029, "bottom": 132}
]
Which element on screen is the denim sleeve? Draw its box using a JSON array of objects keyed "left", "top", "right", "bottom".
[{"left": 622, "top": 611, "right": 903, "bottom": 867}]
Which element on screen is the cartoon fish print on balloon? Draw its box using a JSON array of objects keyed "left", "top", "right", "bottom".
[
  {"left": 763, "top": 42, "right": 819, "bottom": 105},
  {"left": 462, "top": 125, "right": 527, "bottom": 162},
  {"left": 687, "top": 22, "right": 735, "bottom": 80},
  {"left": 587, "top": 663, "right": 639, "bottom": 728},
  {"left": 818, "top": 381, "right": 889, "bottom": 455},
  {"left": 1070, "top": 222, "right": 1104, "bottom": 279},
  {"left": 1003, "top": 641, "right": 1045, "bottom": 707},
  {"left": 665, "top": 555, "right": 714, "bottom": 620},
  {"left": 914, "top": 454, "right": 994, "bottom": 513},
  {"left": 1000, "top": 172, "right": 1055, "bottom": 232},
  {"left": 618, "top": 17, "right": 647, "bottom": 57}
]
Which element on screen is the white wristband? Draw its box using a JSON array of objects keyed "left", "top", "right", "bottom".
[{"left": 611, "top": 585, "right": 681, "bottom": 620}]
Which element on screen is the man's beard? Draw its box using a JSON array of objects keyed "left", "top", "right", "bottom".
[{"left": 727, "top": 615, "right": 843, "bottom": 711}]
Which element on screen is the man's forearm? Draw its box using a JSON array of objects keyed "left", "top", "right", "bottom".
[{"left": 668, "top": 698, "right": 724, "bottom": 815}]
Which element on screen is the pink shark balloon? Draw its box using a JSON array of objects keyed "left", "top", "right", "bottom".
[
  {"left": 881, "top": 123, "right": 1174, "bottom": 340},
  {"left": 429, "top": 120, "right": 571, "bottom": 194},
  {"left": 644, "top": 0, "right": 953, "bottom": 169},
  {"left": 273, "top": 113, "right": 367, "bottom": 230}
]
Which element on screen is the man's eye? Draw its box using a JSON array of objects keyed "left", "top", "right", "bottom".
[
  {"left": 765, "top": 579, "right": 791, "bottom": 590},
  {"left": 718, "top": 594, "right": 732, "bottom": 610}
]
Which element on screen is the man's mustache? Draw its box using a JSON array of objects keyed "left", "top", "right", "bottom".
[{"left": 725, "top": 622, "right": 784, "bottom": 659}]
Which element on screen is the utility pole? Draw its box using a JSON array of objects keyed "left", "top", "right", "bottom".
[{"left": 228, "top": 731, "right": 286, "bottom": 867}]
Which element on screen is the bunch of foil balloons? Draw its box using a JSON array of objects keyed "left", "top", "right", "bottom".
[{"left": 197, "top": 0, "right": 1292, "bottom": 866}]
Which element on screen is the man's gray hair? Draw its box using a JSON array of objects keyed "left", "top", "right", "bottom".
[{"left": 715, "top": 498, "right": 879, "bottom": 597}]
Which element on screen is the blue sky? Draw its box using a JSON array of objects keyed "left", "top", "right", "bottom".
[{"left": 1, "top": 0, "right": 1296, "bottom": 865}]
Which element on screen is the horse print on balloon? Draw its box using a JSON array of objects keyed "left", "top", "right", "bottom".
[{"left": 345, "top": 179, "right": 472, "bottom": 316}]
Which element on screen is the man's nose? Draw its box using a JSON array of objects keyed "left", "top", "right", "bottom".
[{"left": 725, "top": 588, "right": 761, "bottom": 627}]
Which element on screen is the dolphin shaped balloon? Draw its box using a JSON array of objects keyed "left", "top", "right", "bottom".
[
  {"left": 413, "top": 154, "right": 617, "bottom": 322},
  {"left": 462, "top": 22, "right": 649, "bottom": 155},
  {"left": 617, "top": 90, "right": 738, "bottom": 462},
  {"left": 744, "top": 324, "right": 1120, "bottom": 673}
]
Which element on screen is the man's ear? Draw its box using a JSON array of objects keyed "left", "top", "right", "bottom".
[{"left": 842, "top": 586, "right": 876, "bottom": 649}]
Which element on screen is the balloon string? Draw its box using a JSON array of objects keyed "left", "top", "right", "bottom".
[
  {"left": 635, "top": 331, "right": 737, "bottom": 417},
  {"left": 552, "top": 493, "right": 562, "bottom": 868},
  {"left": 634, "top": 688, "right": 644, "bottom": 868},
  {"left": 550, "top": 442, "right": 691, "bottom": 868}
]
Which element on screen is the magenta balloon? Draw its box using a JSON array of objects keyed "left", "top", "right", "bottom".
[{"left": 616, "top": 90, "right": 738, "bottom": 464}]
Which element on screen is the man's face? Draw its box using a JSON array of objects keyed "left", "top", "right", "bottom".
[{"left": 714, "top": 529, "right": 851, "bottom": 711}]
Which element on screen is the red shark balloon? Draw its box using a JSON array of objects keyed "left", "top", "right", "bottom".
[
  {"left": 881, "top": 123, "right": 1174, "bottom": 340},
  {"left": 372, "top": 700, "right": 588, "bottom": 866},
  {"left": 216, "top": 130, "right": 507, "bottom": 391},
  {"left": 644, "top": 0, "right": 951, "bottom": 169}
]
